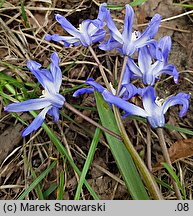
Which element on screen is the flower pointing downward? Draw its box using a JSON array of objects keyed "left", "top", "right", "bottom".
[{"left": 4, "top": 52, "right": 65, "bottom": 137}]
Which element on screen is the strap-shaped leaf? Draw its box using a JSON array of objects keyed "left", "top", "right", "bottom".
[{"left": 94, "top": 91, "right": 149, "bottom": 200}]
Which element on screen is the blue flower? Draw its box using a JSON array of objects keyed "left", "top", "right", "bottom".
[
  {"left": 4, "top": 52, "right": 65, "bottom": 137},
  {"left": 104, "top": 86, "right": 189, "bottom": 128},
  {"left": 124, "top": 36, "right": 179, "bottom": 85},
  {"left": 74, "top": 79, "right": 189, "bottom": 128},
  {"left": 99, "top": 4, "right": 161, "bottom": 56},
  {"left": 45, "top": 3, "right": 109, "bottom": 47}
]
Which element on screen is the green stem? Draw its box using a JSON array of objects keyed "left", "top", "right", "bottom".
[
  {"left": 113, "top": 107, "right": 163, "bottom": 199},
  {"left": 156, "top": 128, "right": 182, "bottom": 200}
]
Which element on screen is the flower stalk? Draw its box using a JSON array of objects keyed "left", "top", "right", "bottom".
[
  {"left": 116, "top": 55, "right": 128, "bottom": 96},
  {"left": 156, "top": 127, "right": 182, "bottom": 200},
  {"left": 88, "top": 45, "right": 111, "bottom": 90},
  {"left": 63, "top": 101, "right": 121, "bottom": 140}
]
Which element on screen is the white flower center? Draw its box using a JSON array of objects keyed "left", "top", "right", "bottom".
[
  {"left": 155, "top": 97, "right": 164, "bottom": 107},
  {"left": 131, "top": 31, "right": 139, "bottom": 42},
  {"left": 40, "top": 90, "right": 49, "bottom": 98}
]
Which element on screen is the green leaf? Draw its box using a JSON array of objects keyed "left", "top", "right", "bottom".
[
  {"left": 57, "top": 171, "right": 65, "bottom": 200},
  {"left": 0, "top": 72, "right": 24, "bottom": 88},
  {"left": 20, "top": 0, "right": 30, "bottom": 28},
  {"left": 105, "top": 5, "right": 125, "bottom": 10},
  {"left": 0, "top": 0, "right": 6, "bottom": 8},
  {"left": 105, "top": 0, "right": 148, "bottom": 10},
  {"left": 18, "top": 161, "right": 57, "bottom": 200},
  {"left": 173, "top": 3, "right": 193, "bottom": 9},
  {"left": 30, "top": 169, "right": 44, "bottom": 200},
  {"left": 74, "top": 128, "right": 101, "bottom": 200},
  {"left": 94, "top": 91, "right": 149, "bottom": 200},
  {"left": 165, "top": 124, "right": 193, "bottom": 136},
  {"left": 161, "top": 162, "right": 186, "bottom": 199},
  {"left": 43, "top": 183, "right": 58, "bottom": 199},
  {"left": 130, "top": 0, "right": 148, "bottom": 7}
]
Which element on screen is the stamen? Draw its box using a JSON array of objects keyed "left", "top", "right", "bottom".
[{"left": 155, "top": 97, "right": 164, "bottom": 107}]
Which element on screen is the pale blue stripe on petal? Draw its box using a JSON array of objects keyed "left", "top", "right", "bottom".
[
  {"left": 4, "top": 98, "right": 51, "bottom": 112},
  {"left": 122, "top": 5, "right": 134, "bottom": 43},
  {"left": 50, "top": 52, "right": 62, "bottom": 92},
  {"left": 135, "top": 14, "right": 161, "bottom": 47},
  {"left": 102, "top": 90, "right": 148, "bottom": 117}
]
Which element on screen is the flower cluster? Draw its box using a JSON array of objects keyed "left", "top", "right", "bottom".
[
  {"left": 72, "top": 4, "right": 190, "bottom": 128},
  {"left": 4, "top": 3, "right": 190, "bottom": 136}
]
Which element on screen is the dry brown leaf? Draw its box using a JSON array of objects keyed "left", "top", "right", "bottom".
[{"left": 153, "top": 138, "right": 193, "bottom": 172}]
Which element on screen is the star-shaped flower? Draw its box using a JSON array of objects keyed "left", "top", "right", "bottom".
[
  {"left": 45, "top": 3, "right": 109, "bottom": 47},
  {"left": 99, "top": 4, "right": 161, "bottom": 56},
  {"left": 4, "top": 52, "right": 65, "bottom": 137}
]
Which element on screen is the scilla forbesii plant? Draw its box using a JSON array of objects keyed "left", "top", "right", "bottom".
[{"left": 4, "top": 3, "right": 190, "bottom": 200}]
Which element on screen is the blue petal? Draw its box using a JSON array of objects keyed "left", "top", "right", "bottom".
[
  {"left": 99, "top": 36, "right": 121, "bottom": 51},
  {"left": 122, "top": 64, "right": 131, "bottom": 86},
  {"left": 55, "top": 14, "right": 80, "bottom": 38},
  {"left": 91, "top": 29, "right": 106, "bottom": 43},
  {"left": 157, "top": 36, "right": 172, "bottom": 62},
  {"left": 126, "top": 57, "right": 142, "bottom": 78},
  {"left": 26, "top": 60, "right": 53, "bottom": 90},
  {"left": 138, "top": 46, "right": 155, "bottom": 85},
  {"left": 104, "top": 13, "right": 123, "bottom": 44},
  {"left": 4, "top": 98, "right": 51, "bottom": 112},
  {"left": 45, "top": 34, "right": 80, "bottom": 47},
  {"left": 22, "top": 106, "right": 51, "bottom": 137},
  {"left": 73, "top": 88, "right": 94, "bottom": 97},
  {"left": 102, "top": 90, "right": 148, "bottom": 117},
  {"left": 162, "top": 92, "right": 190, "bottom": 117},
  {"left": 138, "top": 46, "right": 152, "bottom": 74},
  {"left": 134, "top": 14, "right": 161, "bottom": 48},
  {"left": 97, "top": 3, "right": 109, "bottom": 22},
  {"left": 79, "top": 20, "right": 94, "bottom": 46},
  {"left": 26, "top": 60, "right": 44, "bottom": 87},
  {"left": 47, "top": 92, "right": 65, "bottom": 108},
  {"left": 142, "top": 87, "right": 165, "bottom": 127},
  {"left": 47, "top": 107, "right": 60, "bottom": 122},
  {"left": 50, "top": 52, "right": 62, "bottom": 92},
  {"left": 120, "top": 84, "right": 139, "bottom": 100},
  {"left": 122, "top": 5, "right": 134, "bottom": 44},
  {"left": 156, "top": 64, "right": 179, "bottom": 84},
  {"left": 86, "top": 78, "right": 105, "bottom": 93},
  {"left": 141, "top": 86, "right": 157, "bottom": 115}
]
